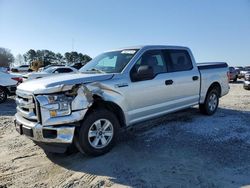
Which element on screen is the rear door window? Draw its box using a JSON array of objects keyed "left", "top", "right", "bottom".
[{"left": 163, "top": 50, "right": 193, "bottom": 72}]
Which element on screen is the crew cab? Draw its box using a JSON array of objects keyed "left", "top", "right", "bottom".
[{"left": 14, "top": 45, "right": 229, "bottom": 156}]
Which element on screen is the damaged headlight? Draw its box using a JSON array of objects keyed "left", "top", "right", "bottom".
[{"left": 45, "top": 94, "right": 72, "bottom": 117}]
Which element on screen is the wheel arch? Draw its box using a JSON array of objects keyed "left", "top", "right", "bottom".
[
  {"left": 200, "top": 82, "right": 222, "bottom": 105},
  {"left": 207, "top": 82, "right": 222, "bottom": 97},
  {"left": 85, "top": 94, "right": 126, "bottom": 128}
]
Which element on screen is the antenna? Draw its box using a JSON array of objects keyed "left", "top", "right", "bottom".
[{"left": 72, "top": 38, "right": 75, "bottom": 51}]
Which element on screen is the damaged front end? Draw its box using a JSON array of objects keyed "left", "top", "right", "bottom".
[
  {"left": 15, "top": 79, "right": 124, "bottom": 153},
  {"left": 15, "top": 84, "right": 95, "bottom": 152}
]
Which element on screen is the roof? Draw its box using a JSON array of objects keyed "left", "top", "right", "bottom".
[{"left": 108, "top": 45, "right": 189, "bottom": 52}]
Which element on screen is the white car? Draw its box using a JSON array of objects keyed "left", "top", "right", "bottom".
[
  {"left": 0, "top": 67, "right": 10, "bottom": 73},
  {"left": 11, "top": 65, "right": 30, "bottom": 72},
  {"left": 0, "top": 72, "right": 22, "bottom": 103},
  {"left": 23, "top": 66, "right": 78, "bottom": 81}
]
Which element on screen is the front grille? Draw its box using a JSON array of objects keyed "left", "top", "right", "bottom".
[{"left": 16, "top": 90, "right": 38, "bottom": 122}]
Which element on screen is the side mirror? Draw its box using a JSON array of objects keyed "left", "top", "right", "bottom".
[{"left": 132, "top": 65, "right": 154, "bottom": 81}]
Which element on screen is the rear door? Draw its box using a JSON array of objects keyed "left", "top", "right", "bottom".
[{"left": 162, "top": 49, "right": 200, "bottom": 107}]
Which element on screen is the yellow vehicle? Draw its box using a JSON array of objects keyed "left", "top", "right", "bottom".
[{"left": 30, "top": 60, "right": 51, "bottom": 72}]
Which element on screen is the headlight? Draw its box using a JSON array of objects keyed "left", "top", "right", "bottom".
[{"left": 46, "top": 94, "right": 72, "bottom": 117}]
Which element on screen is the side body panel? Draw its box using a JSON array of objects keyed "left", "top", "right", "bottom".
[{"left": 199, "top": 67, "right": 229, "bottom": 103}]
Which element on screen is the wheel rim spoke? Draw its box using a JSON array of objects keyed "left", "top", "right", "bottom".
[
  {"left": 103, "top": 121, "right": 111, "bottom": 131},
  {"left": 100, "top": 137, "right": 107, "bottom": 145},
  {"left": 88, "top": 130, "right": 97, "bottom": 137},
  {"left": 93, "top": 137, "right": 100, "bottom": 146},
  {"left": 95, "top": 120, "right": 102, "bottom": 130},
  {"left": 103, "top": 131, "right": 113, "bottom": 137}
]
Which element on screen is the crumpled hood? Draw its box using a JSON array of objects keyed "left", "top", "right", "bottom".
[{"left": 17, "top": 73, "right": 114, "bottom": 94}]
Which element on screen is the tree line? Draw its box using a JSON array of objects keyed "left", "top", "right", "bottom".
[{"left": 0, "top": 47, "right": 92, "bottom": 67}]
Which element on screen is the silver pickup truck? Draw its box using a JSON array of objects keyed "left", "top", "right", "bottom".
[{"left": 14, "top": 45, "right": 229, "bottom": 156}]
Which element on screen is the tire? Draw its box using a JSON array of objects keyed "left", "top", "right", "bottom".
[
  {"left": 0, "top": 86, "right": 7, "bottom": 103},
  {"left": 233, "top": 77, "right": 237, "bottom": 82},
  {"left": 76, "top": 109, "right": 120, "bottom": 156},
  {"left": 199, "top": 87, "right": 219, "bottom": 115}
]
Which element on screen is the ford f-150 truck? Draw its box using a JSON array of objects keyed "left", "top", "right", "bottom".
[{"left": 14, "top": 45, "right": 229, "bottom": 156}]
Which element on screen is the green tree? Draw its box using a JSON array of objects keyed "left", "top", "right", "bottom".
[
  {"left": 81, "top": 54, "right": 92, "bottom": 64},
  {"left": 36, "top": 50, "right": 56, "bottom": 62},
  {"left": 55, "top": 53, "right": 64, "bottom": 64},
  {"left": 64, "top": 52, "right": 92, "bottom": 65},
  {"left": 0, "top": 47, "right": 14, "bottom": 67},
  {"left": 24, "top": 49, "right": 37, "bottom": 63}
]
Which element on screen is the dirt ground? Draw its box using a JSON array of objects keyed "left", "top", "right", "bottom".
[{"left": 0, "top": 81, "right": 250, "bottom": 188}]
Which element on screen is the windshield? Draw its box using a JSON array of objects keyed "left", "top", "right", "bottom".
[{"left": 80, "top": 49, "right": 138, "bottom": 73}]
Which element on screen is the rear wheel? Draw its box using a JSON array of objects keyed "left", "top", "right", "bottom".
[
  {"left": 199, "top": 88, "right": 219, "bottom": 115},
  {"left": 0, "top": 87, "right": 7, "bottom": 103},
  {"left": 76, "top": 109, "right": 119, "bottom": 156}
]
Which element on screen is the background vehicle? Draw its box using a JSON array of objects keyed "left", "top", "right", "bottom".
[
  {"left": 234, "top": 66, "right": 244, "bottom": 78},
  {"left": 0, "top": 72, "right": 22, "bottom": 103},
  {"left": 243, "top": 71, "right": 250, "bottom": 90},
  {"left": 14, "top": 45, "right": 229, "bottom": 156},
  {"left": 30, "top": 60, "right": 52, "bottom": 72},
  {"left": 240, "top": 66, "right": 250, "bottom": 79},
  {"left": 229, "top": 67, "right": 237, "bottom": 82},
  {"left": 11, "top": 65, "right": 29, "bottom": 72},
  {"left": 22, "top": 66, "right": 78, "bottom": 81},
  {"left": 70, "top": 62, "right": 85, "bottom": 70},
  {"left": 0, "top": 66, "right": 10, "bottom": 73},
  {"left": 38, "top": 64, "right": 65, "bottom": 72}
]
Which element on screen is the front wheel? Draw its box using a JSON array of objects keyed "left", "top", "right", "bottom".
[
  {"left": 0, "top": 87, "right": 7, "bottom": 103},
  {"left": 199, "top": 88, "right": 219, "bottom": 115},
  {"left": 76, "top": 109, "right": 120, "bottom": 156}
]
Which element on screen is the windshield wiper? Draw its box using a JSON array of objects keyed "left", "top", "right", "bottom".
[{"left": 85, "top": 68, "right": 106, "bottom": 73}]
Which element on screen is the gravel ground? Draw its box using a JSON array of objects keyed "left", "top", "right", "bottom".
[{"left": 0, "top": 82, "right": 250, "bottom": 188}]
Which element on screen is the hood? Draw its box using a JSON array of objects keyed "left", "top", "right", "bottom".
[{"left": 17, "top": 72, "right": 114, "bottom": 94}]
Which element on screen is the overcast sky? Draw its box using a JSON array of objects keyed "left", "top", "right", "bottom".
[{"left": 0, "top": 0, "right": 250, "bottom": 66}]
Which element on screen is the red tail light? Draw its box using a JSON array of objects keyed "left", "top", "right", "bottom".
[{"left": 11, "top": 77, "right": 23, "bottom": 83}]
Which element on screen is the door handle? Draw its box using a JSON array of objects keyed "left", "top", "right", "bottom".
[
  {"left": 165, "top": 80, "right": 173, "bottom": 85},
  {"left": 192, "top": 76, "right": 199, "bottom": 81}
]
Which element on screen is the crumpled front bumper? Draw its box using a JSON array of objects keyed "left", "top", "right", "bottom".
[{"left": 15, "top": 113, "right": 76, "bottom": 144}]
